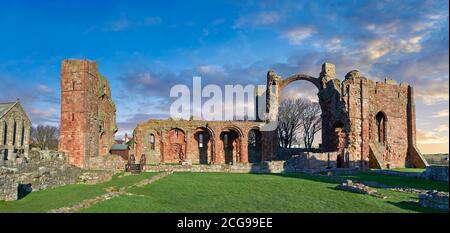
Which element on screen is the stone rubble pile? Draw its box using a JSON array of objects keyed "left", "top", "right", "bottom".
[
  {"left": 336, "top": 180, "right": 386, "bottom": 198},
  {"left": 77, "top": 171, "right": 115, "bottom": 185}
]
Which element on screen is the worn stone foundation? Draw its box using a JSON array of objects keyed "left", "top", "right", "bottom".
[
  {"left": 143, "top": 152, "right": 343, "bottom": 173},
  {"left": 424, "top": 166, "right": 449, "bottom": 182},
  {"left": 0, "top": 151, "right": 82, "bottom": 201},
  {"left": 419, "top": 191, "right": 449, "bottom": 211}
]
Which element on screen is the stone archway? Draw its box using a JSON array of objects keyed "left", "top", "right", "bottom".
[
  {"left": 193, "top": 127, "right": 213, "bottom": 164},
  {"left": 264, "top": 63, "right": 345, "bottom": 159},
  {"left": 220, "top": 128, "right": 241, "bottom": 164},
  {"left": 248, "top": 128, "right": 262, "bottom": 163},
  {"left": 165, "top": 128, "right": 186, "bottom": 163}
]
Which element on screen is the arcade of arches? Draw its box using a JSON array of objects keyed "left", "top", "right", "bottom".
[{"left": 133, "top": 120, "right": 267, "bottom": 165}]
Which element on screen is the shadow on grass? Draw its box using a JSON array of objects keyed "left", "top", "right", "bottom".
[{"left": 387, "top": 201, "right": 445, "bottom": 213}]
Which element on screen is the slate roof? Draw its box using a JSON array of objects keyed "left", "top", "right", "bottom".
[
  {"left": 110, "top": 144, "right": 129, "bottom": 151},
  {"left": 0, "top": 102, "right": 16, "bottom": 119}
]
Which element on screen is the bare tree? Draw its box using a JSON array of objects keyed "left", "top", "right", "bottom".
[
  {"left": 31, "top": 125, "right": 59, "bottom": 150},
  {"left": 301, "top": 102, "right": 322, "bottom": 149},
  {"left": 277, "top": 98, "right": 308, "bottom": 148}
]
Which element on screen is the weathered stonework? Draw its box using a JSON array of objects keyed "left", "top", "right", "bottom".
[
  {"left": 59, "top": 59, "right": 118, "bottom": 169},
  {"left": 0, "top": 100, "right": 32, "bottom": 161},
  {"left": 133, "top": 63, "right": 425, "bottom": 171},
  {"left": 336, "top": 180, "right": 386, "bottom": 198},
  {"left": 0, "top": 151, "right": 82, "bottom": 201},
  {"left": 133, "top": 120, "right": 268, "bottom": 165},
  {"left": 419, "top": 191, "right": 449, "bottom": 211},
  {"left": 265, "top": 63, "right": 427, "bottom": 170},
  {"left": 424, "top": 166, "right": 449, "bottom": 182}
]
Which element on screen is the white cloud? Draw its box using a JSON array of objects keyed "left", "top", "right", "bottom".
[
  {"left": 435, "top": 124, "right": 449, "bottom": 132},
  {"left": 36, "top": 84, "right": 52, "bottom": 93},
  {"left": 432, "top": 109, "right": 449, "bottom": 118},
  {"left": 365, "top": 36, "right": 423, "bottom": 60},
  {"left": 417, "top": 129, "right": 449, "bottom": 144},
  {"left": 197, "top": 65, "right": 226, "bottom": 76},
  {"left": 233, "top": 11, "right": 281, "bottom": 29},
  {"left": 284, "top": 27, "right": 316, "bottom": 45}
]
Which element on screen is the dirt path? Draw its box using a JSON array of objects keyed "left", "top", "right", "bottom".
[{"left": 48, "top": 171, "right": 173, "bottom": 213}]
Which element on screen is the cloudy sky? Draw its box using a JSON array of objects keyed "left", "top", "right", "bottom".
[{"left": 0, "top": 0, "right": 448, "bottom": 154}]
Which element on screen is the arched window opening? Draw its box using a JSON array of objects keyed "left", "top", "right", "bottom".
[
  {"left": 248, "top": 129, "right": 262, "bottom": 163},
  {"left": 376, "top": 112, "right": 387, "bottom": 144},
  {"left": 149, "top": 134, "right": 155, "bottom": 150},
  {"left": 21, "top": 122, "right": 25, "bottom": 146},
  {"left": 2, "top": 122, "right": 7, "bottom": 145},
  {"left": 12, "top": 121, "right": 17, "bottom": 146}
]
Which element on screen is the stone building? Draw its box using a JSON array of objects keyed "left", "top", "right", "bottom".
[
  {"left": 0, "top": 100, "right": 32, "bottom": 161},
  {"left": 133, "top": 62, "right": 427, "bottom": 170},
  {"left": 59, "top": 59, "right": 118, "bottom": 168}
]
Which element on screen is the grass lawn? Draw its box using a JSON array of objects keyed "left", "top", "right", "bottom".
[
  {"left": 81, "top": 172, "right": 447, "bottom": 213},
  {"left": 1, "top": 171, "right": 447, "bottom": 213},
  {"left": 0, "top": 172, "right": 156, "bottom": 213}
]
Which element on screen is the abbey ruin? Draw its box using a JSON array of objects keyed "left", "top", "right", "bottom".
[
  {"left": 132, "top": 62, "right": 428, "bottom": 170},
  {"left": 0, "top": 59, "right": 435, "bottom": 201}
]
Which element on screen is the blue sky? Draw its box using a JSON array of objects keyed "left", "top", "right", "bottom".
[{"left": 0, "top": 0, "right": 448, "bottom": 153}]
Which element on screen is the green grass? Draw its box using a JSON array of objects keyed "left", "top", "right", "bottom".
[
  {"left": 81, "top": 172, "right": 447, "bottom": 213},
  {"left": 0, "top": 172, "right": 156, "bottom": 213},
  {"left": 1, "top": 171, "right": 447, "bottom": 213}
]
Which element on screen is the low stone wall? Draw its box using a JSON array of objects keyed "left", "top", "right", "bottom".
[
  {"left": 144, "top": 152, "right": 341, "bottom": 173},
  {"left": 424, "top": 166, "right": 449, "bottom": 182},
  {"left": 419, "top": 191, "right": 449, "bottom": 211},
  {"left": 1, "top": 157, "right": 82, "bottom": 201},
  {"left": 144, "top": 162, "right": 285, "bottom": 173},
  {"left": 87, "top": 154, "right": 127, "bottom": 171},
  {"left": 371, "top": 169, "right": 424, "bottom": 178},
  {"left": 371, "top": 166, "right": 449, "bottom": 182}
]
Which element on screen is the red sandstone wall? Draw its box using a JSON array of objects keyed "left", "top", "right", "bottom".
[
  {"left": 133, "top": 120, "right": 260, "bottom": 165},
  {"left": 59, "top": 59, "right": 117, "bottom": 168}
]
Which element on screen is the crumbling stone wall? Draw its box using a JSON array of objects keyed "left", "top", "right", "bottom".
[
  {"left": 131, "top": 62, "right": 424, "bottom": 170},
  {"left": 59, "top": 59, "right": 118, "bottom": 169},
  {"left": 0, "top": 151, "right": 82, "bottom": 201},
  {"left": 265, "top": 63, "right": 426, "bottom": 170}
]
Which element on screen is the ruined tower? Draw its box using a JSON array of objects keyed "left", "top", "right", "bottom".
[{"left": 59, "top": 59, "right": 118, "bottom": 168}]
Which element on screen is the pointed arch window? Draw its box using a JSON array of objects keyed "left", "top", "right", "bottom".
[
  {"left": 376, "top": 112, "right": 387, "bottom": 144},
  {"left": 2, "top": 122, "right": 7, "bottom": 145},
  {"left": 12, "top": 121, "right": 17, "bottom": 146},
  {"left": 149, "top": 134, "right": 155, "bottom": 150}
]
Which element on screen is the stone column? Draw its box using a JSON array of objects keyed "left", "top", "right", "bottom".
[
  {"left": 185, "top": 130, "right": 190, "bottom": 162},
  {"left": 214, "top": 133, "right": 223, "bottom": 164},
  {"left": 160, "top": 130, "right": 166, "bottom": 163},
  {"left": 240, "top": 134, "right": 249, "bottom": 163}
]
